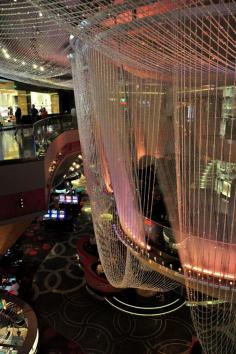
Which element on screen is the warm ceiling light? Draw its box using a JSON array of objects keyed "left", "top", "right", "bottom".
[
  {"left": 5, "top": 53, "right": 10, "bottom": 59},
  {"left": 22, "top": 61, "right": 26, "bottom": 65},
  {"left": 2, "top": 48, "right": 7, "bottom": 53},
  {"left": 33, "top": 64, "right": 38, "bottom": 69},
  {"left": 39, "top": 12, "right": 43, "bottom": 17},
  {"left": 40, "top": 66, "right": 44, "bottom": 71},
  {"left": 13, "top": 58, "right": 17, "bottom": 62}
]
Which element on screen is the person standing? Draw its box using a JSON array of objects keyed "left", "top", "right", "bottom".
[
  {"left": 40, "top": 107, "right": 48, "bottom": 119},
  {"left": 14, "top": 106, "right": 23, "bottom": 138},
  {"left": 8, "top": 106, "right": 13, "bottom": 117},
  {"left": 30, "top": 104, "right": 38, "bottom": 123},
  {"left": 9, "top": 280, "right": 20, "bottom": 296},
  {"left": 71, "top": 107, "right": 77, "bottom": 126}
]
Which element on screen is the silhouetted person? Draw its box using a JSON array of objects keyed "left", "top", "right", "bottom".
[
  {"left": 14, "top": 106, "right": 23, "bottom": 138},
  {"left": 30, "top": 104, "right": 38, "bottom": 123}
]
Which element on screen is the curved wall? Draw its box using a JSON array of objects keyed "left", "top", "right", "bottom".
[
  {"left": 0, "top": 128, "right": 80, "bottom": 253},
  {"left": 0, "top": 160, "right": 45, "bottom": 223}
]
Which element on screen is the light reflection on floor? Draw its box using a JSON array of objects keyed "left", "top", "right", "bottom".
[{"left": 0, "top": 129, "right": 36, "bottom": 161}]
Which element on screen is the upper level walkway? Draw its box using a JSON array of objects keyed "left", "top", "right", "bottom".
[
  {"left": 0, "top": 114, "right": 77, "bottom": 162},
  {"left": 0, "top": 115, "right": 80, "bottom": 224}
]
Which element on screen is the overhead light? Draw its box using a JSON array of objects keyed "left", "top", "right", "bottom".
[
  {"left": 4, "top": 53, "right": 10, "bottom": 59},
  {"left": 22, "top": 61, "right": 26, "bottom": 65},
  {"left": 39, "top": 12, "right": 43, "bottom": 17},
  {"left": 2, "top": 48, "right": 7, "bottom": 53},
  {"left": 33, "top": 64, "right": 38, "bottom": 69},
  {"left": 13, "top": 58, "right": 17, "bottom": 62},
  {"left": 40, "top": 66, "right": 44, "bottom": 71},
  {"left": 69, "top": 34, "right": 74, "bottom": 40}
]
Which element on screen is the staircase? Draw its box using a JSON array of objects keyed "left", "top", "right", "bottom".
[{"left": 192, "top": 161, "right": 215, "bottom": 189}]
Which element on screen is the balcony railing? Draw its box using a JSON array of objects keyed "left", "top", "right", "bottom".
[
  {"left": 0, "top": 114, "right": 77, "bottom": 163},
  {"left": 33, "top": 114, "right": 77, "bottom": 156}
]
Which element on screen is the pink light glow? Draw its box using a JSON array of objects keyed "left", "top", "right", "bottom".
[
  {"left": 182, "top": 237, "right": 236, "bottom": 279},
  {"left": 103, "top": 1, "right": 181, "bottom": 27}
]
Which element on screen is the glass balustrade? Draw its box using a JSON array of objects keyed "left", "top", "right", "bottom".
[
  {"left": 0, "top": 115, "right": 77, "bottom": 162},
  {"left": 33, "top": 114, "right": 77, "bottom": 157}
]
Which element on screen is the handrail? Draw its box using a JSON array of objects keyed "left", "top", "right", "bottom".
[
  {"left": 0, "top": 114, "right": 77, "bottom": 163},
  {"left": 33, "top": 114, "right": 77, "bottom": 156},
  {"left": 0, "top": 124, "right": 33, "bottom": 131}
]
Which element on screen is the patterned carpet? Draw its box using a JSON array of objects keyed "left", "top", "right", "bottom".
[{"left": 31, "top": 213, "right": 195, "bottom": 354}]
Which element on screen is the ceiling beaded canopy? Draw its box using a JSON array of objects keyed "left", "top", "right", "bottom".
[
  {"left": 1, "top": 1, "right": 236, "bottom": 88},
  {"left": 0, "top": 0, "right": 73, "bottom": 88}
]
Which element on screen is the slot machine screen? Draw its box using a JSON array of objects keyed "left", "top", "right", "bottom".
[
  {"left": 43, "top": 209, "right": 65, "bottom": 220},
  {"left": 66, "top": 196, "right": 71, "bottom": 203},
  {"left": 51, "top": 211, "right": 57, "bottom": 219},
  {"left": 59, "top": 210, "right": 65, "bottom": 219},
  {"left": 59, "top": 195, "right": 65, "bottom": 203},
  {"left": 59, "top": 194, "right": 79, "bottom": 204},
  {"left": 72, "top": 196, "right": 78, "bottom": 204}
]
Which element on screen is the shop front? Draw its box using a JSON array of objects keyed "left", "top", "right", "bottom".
[{"left": 0, "top": 79, "right": 60, "bottom": 126}]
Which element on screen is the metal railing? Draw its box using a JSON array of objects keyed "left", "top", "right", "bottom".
[
  {"left": 33, "top": 114, "right": 77, "bottom": 156},
  {"left": 0, "top": 115, "right": 77, "bottom": 162}
]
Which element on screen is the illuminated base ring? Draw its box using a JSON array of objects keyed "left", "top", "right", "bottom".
[{"left": 105, "top": 290, "right": 186, "bottom": 317}]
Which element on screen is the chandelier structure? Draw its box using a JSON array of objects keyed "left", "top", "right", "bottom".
[{"left": 1, "top": 1, "right": 236, "bottom": 353}]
